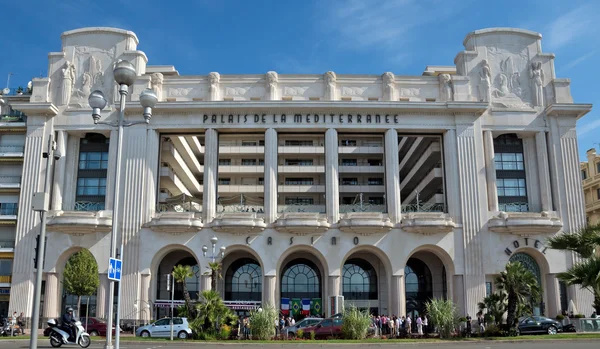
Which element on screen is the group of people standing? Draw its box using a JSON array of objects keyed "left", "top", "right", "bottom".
[
  {"left": 372, "top": 314, "right": 428, "bottom": 336},
  {"left": 276, "top": 316, "right": 296, "bottom": 335}
]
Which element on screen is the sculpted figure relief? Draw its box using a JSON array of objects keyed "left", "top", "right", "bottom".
[
  {"left": 266, "top": 71, "right": 278, "bottom": 100},
  {"left": 325, "top": 71, "right": 337, "bottom": 100},
  {"left": 478, "top": 59, "right": 492, "bottom": 103},
  {"left": 382, "top": 72, "right": 396, "bottom": 101},
  {"left": 60, "top": 61, "right": 76, "bottom": 105},
  {"left": 151, "top": 73, "right": 164, "bottom": 101},
  {"left": 439, "top": 74, "right": 453, "bottom": 102},
  {"left": 529, "top": 62, "right": 545, "bottom": 107},
  {"left": 208, "top": 72, "right": 220, "bottom": 101}
]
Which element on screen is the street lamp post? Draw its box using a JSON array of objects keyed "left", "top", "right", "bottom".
[
  {"left": 202, "top": 236, "right": 226, "bottom": 291},
  {"left": 88, "top": 60, "right": 158, "bottom": 349}
]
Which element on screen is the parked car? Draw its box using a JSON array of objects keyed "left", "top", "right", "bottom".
[
  {"left": 303, "top": 318, "right": 344, "bottom": 339},
  {"left": 284, "top": 317, "right": 322, "bottom": 337},
  {"left": 135, "top": 317, "right": 192, "bottom": 339},
  {"left": 517, "top": 316, "right": 563, "bottom": 335}
]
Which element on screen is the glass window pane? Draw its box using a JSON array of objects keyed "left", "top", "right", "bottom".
[{"left": 88, "top": 153, "right": 101, "bottom": 160}]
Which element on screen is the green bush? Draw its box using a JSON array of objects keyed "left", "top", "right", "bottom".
[
  {"left": 575, "top": 314, "right": 585, "bottom": 318},
  {"left": 426, "top": 298, "right": 458, "bottom": 339},
  {"left": 556, "top": 314, "right": 565, "bottom": 320},
  {"left": 341, "top": 305, "right": 371, "bottom": 339},
  {"left": 483, "top": 323, "right": 504, "bottom": 337},
  {"left": 296, "top": 329, "right": 304, "bottom": 339},
  {"left": 219, "top": 324, "right": 232, "bottom": 339},
  {"left": 249, "top": 303, "right": 277, "bottom": 340},
  {"left": 310, "top": 330, "right": 316, "bottom": 340}
]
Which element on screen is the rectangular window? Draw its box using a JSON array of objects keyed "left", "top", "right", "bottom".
[
  {"left": 285, "top": 197, "right": 314, "bottom": 205},
  {"left": 219, "top": 159, "right": 232, "bottom": 165},
  {"left": 597, "top": 162, "right": 600, "bottom": 175},
  {"left": 341, "top": 159, "right": 358, "bottom": 166},
  {"left": 340, "top": 140, "right": 357, "bottom": 146},
  {"left": 341, "top": 197, "right": 354, "bottom": 204},
  {"left": 368, "top": 197, "right": 384, "bottom": 205},
  {"left": 259, "top": 140, "right": 265, "bottom": 146},
  {"left": 341, "top": 178, "right": 358, "bottom": 185},
  {"left": 0, "top": 259, "right": 13, "bottom": 275},
  {"left": 285, "top": 159, "right": 313, "bottom": 166},
  {"left": 218, "top": 178, "right": 231, "bottom": 185},
  {"left": 496, "top": 178, "right": 527, "bottom": 197},
  {"left": 597, "top": 188, "right": 600, "bottom": 200},
  {"left": 241, "top": 141, "right": 257, "bottom": 146},
  {"left": 241, "top": 159, "right": 257, "bottom": 165},
  {"left": 284, "top": 140, "right": 313, "bottom": 146},
  {"left": 368, "top": 178, "right": 383, "bottom": 185},
  {"left": 259, "top": 159, "right": 264, "bottom": 165},
  {"left": 0, "top": 203, "right": 18, "bottom": 215},
  {"left": 285, "top": 178, "right": 314, "bottom": 185},
  {"left": 258, "top": 177, "right": 264, "bottom": 185},
  {"left": 367, "top": 159, "right": 382, "bottom": 166},
  {"left": 582, "top": 170, "right": 588, "bottom": 180},
  {"left": 76, "top": 178, "right": 107, "bottom": 196},
  {"left": 78, "top": 152, "right": 109, "bottom": 170},
  {"left": 494, "top": 153, "right": 524, "bottom": 170},
  {"left": 486, "top": 282, "right": 492, "bottom": 297}
]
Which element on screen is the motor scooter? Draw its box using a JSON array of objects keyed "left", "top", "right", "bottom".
[{"left": 47, "top": 319, "right": 91, "bottom": 348}]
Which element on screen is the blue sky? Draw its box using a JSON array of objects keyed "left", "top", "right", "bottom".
[{"left": 2, "top": 0, "right": 598, "bottom": 160}]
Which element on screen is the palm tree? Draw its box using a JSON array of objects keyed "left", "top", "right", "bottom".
[
  {"left": 495, "top": 262, "right": 541, "bottom": 334},
  {"left": 172, "top": 264, "right": 196, "bottom": 318},
  {"left": 196, "top": 290, "right": 232, "bottom": 331},
  {"left": 478, "top": 292, "right": 507, "bottom": 325},
  {"left": 207, "top": 262, "right": 222, "bottom": 291},
  {"left": 547, "top": 224, "right": 600, "bottom": 313}
]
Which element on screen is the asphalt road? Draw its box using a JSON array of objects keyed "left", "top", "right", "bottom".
[{"left": 1, "top": 340, "right": 599, "bottom": 349}]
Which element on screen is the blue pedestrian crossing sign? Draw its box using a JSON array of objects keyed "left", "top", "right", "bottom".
[{"left": 108, "top": 258, "right": 122, "bottom": 282}]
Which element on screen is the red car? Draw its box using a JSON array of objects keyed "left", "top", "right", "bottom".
[
  {"left": 83, "top": 318, "right": 118, "bottom": 337},
  {"left": 303, "top": 318, "right": 343, "bottom": 339}
]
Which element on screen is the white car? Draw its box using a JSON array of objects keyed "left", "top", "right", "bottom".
[{"left": 135, "top": 317, "right": 192, "bottom": 339}]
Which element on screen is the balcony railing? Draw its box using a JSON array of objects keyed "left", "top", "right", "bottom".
[
  {"left": 401, "top": 203, "right": 446, "bottom": 213},
  {"left": 1, "top": 87, "right": 32, "bottom": 96},
  {"left": 0, "top": 176, "right": 21, "bottom": 184},
  {"left": 157, "top": 202, "right": 202, "bottom": 213},
  {"left": 218, "top": 205, "right": 264, "bottom": 213},
  {"left": 498, "top": 202, "right": 530, "bottom": 212},
  {"left": 0, "top": 145, "right": 25, "bottom": 153},
  {"left": 0, "top": 206, "right": 18, "bottom": 215},
  {"left": 74, "top": 201, "right": 105, "bottom": 212},
  {"left": 278, "top": 204, "right": 326, "bottom": 213},
  {"left": 340, "top": 203, "right": 387, "bottom": 213},
  {"left": 0, "top": 112, "right": 26, "bottom": 122},
  {"left": 0, "top": 240, "right": 15, "bottom": 249}
]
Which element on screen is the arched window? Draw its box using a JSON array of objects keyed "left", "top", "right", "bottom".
[
  {"left": 509, "top": 252, "right": 541, "bottom": 286},
  {"left": 405, "top": 258, "right": 433, "bottom": 318},
  {"left": 342, "top": 259, "right": 377, "bottom": 300},
  {"left": 225, "top": 259, "right": 262, "bottom": 301},
  {"left": 281, "top": 259, "right": 321, "bottom": 300}
]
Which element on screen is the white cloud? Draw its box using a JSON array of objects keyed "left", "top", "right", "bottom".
[
  {"left": 578, "top": 118, "right": 600, "bottom": 136},
  {"left": 545, "top": 3, "right": 600, "bottom": 50},
  {"left": 562, "top": 50, "right": 598, "bottom": 71}
]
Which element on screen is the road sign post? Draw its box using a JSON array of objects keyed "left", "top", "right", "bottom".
[{"left": 108, "top": 258, "right": 122, "bottom": 281}]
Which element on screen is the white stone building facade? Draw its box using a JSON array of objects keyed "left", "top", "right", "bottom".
[{"left": 5, "top": 27, "right": 594, "bottom": 324}]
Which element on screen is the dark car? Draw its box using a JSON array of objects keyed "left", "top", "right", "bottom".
[
  {"left": 303, "top": 318, "right": 343, "bottom": 339},
  {"left": 518, "top": 316, "right": 563, "bottom": 335}
]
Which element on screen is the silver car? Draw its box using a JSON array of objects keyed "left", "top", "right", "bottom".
[
  {"left": 284, "top": 318, "right": 323, "bottom": 337},
  {"left": 135, "top": 317, "right": 192, "bottom": 339}
]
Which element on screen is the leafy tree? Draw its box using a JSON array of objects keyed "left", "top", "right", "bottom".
[
  {"left": 478, "top": 292, "right": 507, "bottom": 325},
  {"left": 172, "top": 265, "right": 196, "bottom": 318},
  {"left": 547, "top": 224, "right": 600, "bottom": 313},
  {"left": 425, "top": 298, "right": 457, "bottom": 339},
  {"left": 495, "top": 262, "right": 541, "bottom": 335},
  {"left": 63, "top": 249, "right": 99, "bottom": 313},
  {"left": 195, "top": 290, "right": 235, "bottom": 332},
  {"left": 207, "top": 262, "right": 222, "bottom": 291},
  {"left": 249, "top": 303, "right": 277, "bottom": 340},
  {"left": 341, "top": 305, "right": 371, "bottom": 339}
]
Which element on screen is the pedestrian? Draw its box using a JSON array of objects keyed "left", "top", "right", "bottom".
[
  {"left": 423, "top": 315, "right": 428, "bottom": 334},
  {"left": 388, "top": 315, "right": 394, "bottom": 336},
  {"left": 417, "top": 315, "right": 423, "bottom": 335},
  {"left": 478, "top": 313, "right": 485, "bottom": 334},
  {"left": 405, "top": 315, "right": 412, "bottom": 335},
  {"left": 466, "top": 314, "right": 472, "bottom": 336},
  {"left": 395, "top": 316, "right": 400, "bottom": 337},
  {"left": 17, "top": 312, "right": 25, "bottom": 335}
]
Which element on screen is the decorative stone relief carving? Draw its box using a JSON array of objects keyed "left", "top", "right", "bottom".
[
  {"left": 485, "top": 45, "right": 533, "bottom": 109},
  {"left": 439, "top": 74, "right": 453, "bottom": 102},
  {"left": 150, "top": 73, "right": 163, "bottom": 101},
  {"left": 208, "top": 72, "right": 220, "bottom": 101},
  {"left": 225, "top": 86, "right": 250, "bottom": 97},
  {"left": 529, "top": 62, "right": 544, "bottom": 107},
  {"left": 59, "top": 61, "right": 76, "bottom": 106},
  {"left": 168, "top": 87, "right": 202, "bottom": 98},
  {"left": 342, "top": 86, "right": 367, "bottom": 97},
  {"left": 266, "top": 71, "right": 278, "bottom": 100},
  {"left": 325, "top": 71, "right": 337, "bottom": 100},
  {"left": 66, "top": 47, "right": 116, "bottom": 107},
  {"left": 283, "top": 86, "right": 309, "bottom": 96},
  {"left": 382, "top": 72, "right": 396, "bottom": 101},
  {"left": 400, "top": 88, "right": 420, "bottom": 97},
  {"left": 478, "top": 59, "right": 492, "bottom": 103}
]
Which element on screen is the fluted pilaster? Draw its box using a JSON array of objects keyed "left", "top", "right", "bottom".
[
  {"left": 390, "top": 275, "right": 404, "bottom": 317},
  {"left": 96, "top": 273, "right": 108, "bottom": 319},
  {"left": 203, "top": 129, "right": 219, "bottom": 223},
  {"left": 483, "top": 130, "right": 498, "bottom": 212},
  {"left": 385, "top": 129, "right": 401, "bottom": 223},
  {"left": 264, "top": 129, "right": 278, "bottom": 224},
  {"left": 140, "top": 274, "right": 151, "bottom": 321},
  {"left": 201, "top": 274, "right": 212, "bottom": 291},
  {"left": 51, "top": 131, "right": 68, "bottom": 210},
  {"left": 42, "top": 273, "right": 59, "bottom": 319},
  {"left": 105, "top": 129, "right": 118, "bottom": 210},
  {"left": 455, "top": 123, "right": 486, "bottom": 316},
  {"left": 325, "top": 129, "right": 339, "bottom": 223},
  {"left": 262, "top": 275, "right": 276, "bottom": 307},
  {"left": 328, "top": 275, "right": 340, "bottom": 316},
  {"left": 62, "top": 134, "right": 81, "bottom": 211},
  {"left": 536, "top": 132, "right": 553, "bottom": 211},
  {"left": 443, "top": 129, "right": 461, "bottom": 221},
  {"left": 144, "top": 130, "right": 160, "bottom": 221}
]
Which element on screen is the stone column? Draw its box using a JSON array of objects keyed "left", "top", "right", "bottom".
[
  {"left": 443, "top": 129, "right": 461, "bottom": 221},
  {"left": 455, "top": 123, "right": 487, "bottom": 316},
  {"left": 264, "top": 129, "right": 278, "bottom": 224},
  {"left": 390, "top": 275, "right": 404, "bottom": 317},
  {"left": 262, "top": 275, "right": 277, "bottom": 307},
  {"left": 203, "top": 128, "right": 219, "bottom": 223},
  {"left": 96, "top": 273, "right": 109, "bottom": 319},
  {"left": 42, "top": 273, "right": 59, "bottom": 320},
  {"left": 453, "top": 275, "right": 465, "bottom": 315},
  {"left": 325, "top": 129, "right": 339, "bottom": 223},
  {"left": 523, "top": 136, "right": 541, "bottom": 211},
  {"left": 385, "top": 129, "right": 401, "bottom": 223},
  {"left": 545, "top": 274, "right": 560, "bottom": 317},
  {"left": 51, "top": 131, "right": 68, "bottom": 211},
  {"left": 140, "top": 274, "right": 151, "bottom": 322},
  {"left": 483, "top": 130, "right": 498, "bottom": 212},
  {"left": 327, "top": 275, "right": 340, "bottom": 317},
  {"left": 105, "top": 129, "right": 119, "bottom": 210},
  {"left": 201, "top": 274, "right": 212, "bottom": 292},
  {"left": 536, "top": 132, "right": 553, "bottom": 211},
  {"left": 62, "top": 134, "right": 81, "bottom": 211}
]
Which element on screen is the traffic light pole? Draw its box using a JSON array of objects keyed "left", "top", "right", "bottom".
[{"left": 30, "top": 134, "right": 57, "bottom": 349}]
